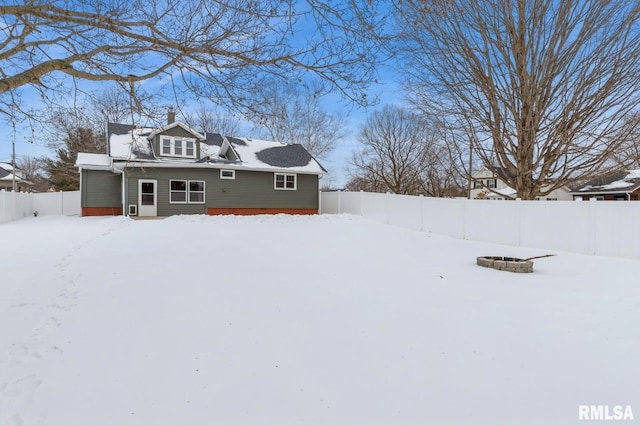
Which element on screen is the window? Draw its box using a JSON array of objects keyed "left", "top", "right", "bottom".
[
  {"left": 170, "top": 180, "right": 205, "bottom": 204},
  {"left": 220, "top": 169, "right": 235, "bottom": 180},
  {"left": 160, "top": 137, "right": 196, "bottom": 158},
  {"left": 189, "top": 181, "right": 205, "bottom": 203},
  {"left": 274, "top": 173, "right": 296, "bottom": 190},
  {"left": 487, "top": 178, "right": 497, "bottom": 188},
  {"left": 546, "top": 197, "right": 558, "bottom": 201},
  {"left": 162, "top": 138, "right": 171, "bottom": 155},
  {"left": 170, "top": 180, "right": 187, "bottom": 203},
  {"left": 473, "top": 181, "right": 482, "bottom": 189}
]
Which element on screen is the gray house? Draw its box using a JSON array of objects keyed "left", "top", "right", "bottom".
[{"left": 76, "top": 119, "right": 326, "bottom": 217}]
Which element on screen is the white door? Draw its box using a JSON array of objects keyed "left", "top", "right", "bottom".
[{"left": 138, "top": 179, "right": 157, "bottom": 216}]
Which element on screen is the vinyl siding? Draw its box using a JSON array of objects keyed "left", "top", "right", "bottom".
[
  {"left": 124, "top": 167, "right": 319, "bottom": 215},
  {"left": 81, "top": 169, "right": 121, "bottom": 208},
  {"left": 126, "top": 168, "right": 208, "bottom": 216},
  {"left": 210, "top": 170, "right": 319, "bottom": 209}
]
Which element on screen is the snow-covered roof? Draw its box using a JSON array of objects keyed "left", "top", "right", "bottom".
[
  {"left": 0, "top": 162, "right": 27, "bottom": 182},
  {"left": 573, "top": 170, "right": 640, "bottom": 194},
  {"left": 82, "top": 122, "right": 325, "bottom": 175},
  {"left": 223, "top": 136, "right": 325, "bottom": 173},
  {"left": 108, "top": 124, "right": 155, "bottom": 160},
  {"left": 487, "top": 186, "right": 516, "bottom": 198},
  {"left": 76, "top": 153, "right": 112, "bottom": 168}
]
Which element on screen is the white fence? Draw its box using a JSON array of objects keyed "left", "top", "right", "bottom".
[
  {"left": 0, "top": 190, "right": 81, "bottom": 223},
  {"left": 321, "top": 191, "right": 640, "bottom": 259}
]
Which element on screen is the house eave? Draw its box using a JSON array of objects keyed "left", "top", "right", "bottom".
[{"left": 113, "top": 159, "right": 325, "bottom": 175}]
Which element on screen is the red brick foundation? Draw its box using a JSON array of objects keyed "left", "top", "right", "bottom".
[
  {"left": 207, "top": 208, "right": 317, "bottom": 216},
  {"left": 82, "top": 207, "right": 123, "bottom": 216}
]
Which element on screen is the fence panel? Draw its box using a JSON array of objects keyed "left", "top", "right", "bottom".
[
  {"left": 1, "top": 190, "right": 81, "bottom": 224},
  {"left": 31, "top": 191, "right": 81, "bottom": 216},
  {"left": 464, "top": 200, "right": 519, "bottom": 246},
  {"left": 421, "top": 197, "right": 464, "bottom": 239},
  {"left": 0, "top": 190, "right": 33, "bottom": 223},
  {"left": 320, "top": 191, "right": 640, "bottom": 259}
]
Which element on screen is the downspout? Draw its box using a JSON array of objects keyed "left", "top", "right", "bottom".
[{"left": 121, "top": 167, "right": 126, "bottom": 216}]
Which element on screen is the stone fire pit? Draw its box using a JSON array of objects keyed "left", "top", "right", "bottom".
[{"left": 476, "top": 254, "right": 555, "bottom": 273}]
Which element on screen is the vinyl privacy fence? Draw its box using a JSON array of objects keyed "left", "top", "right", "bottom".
[
  {"left": 0, "top": 190, "right": 81, "bottom": 223},
  {"left": 320, "top": 191, "right": 640, "bottom": 259}
]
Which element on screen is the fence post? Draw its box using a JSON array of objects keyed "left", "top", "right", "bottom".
[
  {"left": 385, "top": 192, "right": 390, "bottom": 224},
  {"left": 419, "top": 194, "right": 424, "bottom": 232},
  {"left": 318, "top": 190, "right": 322, "bottom": 214},
  {"left": 337, "top": 190, "right": 342, "bottom": 214},
  {"left": 516, "top": 198, "right": 522, "bottom": 246},
  {"left": 462, "top": 198, "right": 467, "bottom": 240},
  {"left": 588, "top": 198, "right": 597, "bottom": 255},
  {"left": 360, "top": 190, "right": 364, "bottom": 216},
  {"left": 0, "top": 189, "right": 4, "bottom": 223},
  {"left": 59, "top": 190, "right": 64, "bottom": 215}
]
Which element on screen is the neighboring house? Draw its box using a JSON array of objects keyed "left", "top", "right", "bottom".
[
  {"left": 470, "top": 166, "right": 572, "bottom": 200},
  {"left": 469, "top": 166, "right": 514, "bottom": 200},
  {"left": 0, "top": 162, "right": 33, "bottom": 192},
  {"left": 76, "top": 115, "right": 326, "bottom": 217},
  {"left": 571, "top": 170, "right": 640, "bottom": 201}
]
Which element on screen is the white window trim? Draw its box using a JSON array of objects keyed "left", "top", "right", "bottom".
[
  {"left": 189, "top": 180, "right": 206, "bottom": 204},
  {"left": 160, "top": 136, "right": 197, "bottom": 158},
  {"left": 170, "top": 179, "right": 206, "bottom": 204},
  {"left": 169, "top": 179, "right": 188, "bottom": 204},
  {"left": 274, "top": 173, "right": 297, "bottom": 190},
  {"left": 220, "top": 169, "right": 235, "bottom": 180}
]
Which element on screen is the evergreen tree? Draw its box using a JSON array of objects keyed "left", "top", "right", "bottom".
[{"left": 42, "top": 128, "right": 105, "bottom": 191}]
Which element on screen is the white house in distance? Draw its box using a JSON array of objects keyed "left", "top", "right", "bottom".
[
  {"left": 470, "top": 166, "right": 572, "bottom": 200},
  {"left": 0, "top": 162, "right": 32, "bottom": 192}
]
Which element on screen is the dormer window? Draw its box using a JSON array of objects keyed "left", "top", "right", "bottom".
[{"left": 161, "top": 137, "right": 196, "bottom": 158}]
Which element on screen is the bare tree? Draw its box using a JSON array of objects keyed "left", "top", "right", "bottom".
[
  {"left": 17, "top": 155, "right": 49, "bottom": 192},
  {"left": 348, "top": 105, "right": 456, "bottom": 195},
  {"left": 395, "top": 0, "right": 640, "bottom": 199},
  {"left": 247, "top": 80, "right": 348, "bottom": 161},
  {"left": 183, "top": 107, "right": 241, "bottom": 136},
  {"left": 0, "top": 1, "right": 386, "bottom": 126}
]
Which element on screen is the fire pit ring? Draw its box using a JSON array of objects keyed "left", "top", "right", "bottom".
[{"left": 477, "top": 256, "right": 534, "bottom": 273}]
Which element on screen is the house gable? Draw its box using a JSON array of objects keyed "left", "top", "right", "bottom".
[{"left": 152, "top": 124, "right": 204, "bottom": 160}]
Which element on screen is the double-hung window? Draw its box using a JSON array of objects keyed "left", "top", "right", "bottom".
[
  {"left": 170, "top": 180, "right": 205, "bottom": 204},
  {"left": 274, "top": 173, "right": 296, "bottom": 190},
  {"left": 189, "top": 181, "right": 205, "bottom": 203}
]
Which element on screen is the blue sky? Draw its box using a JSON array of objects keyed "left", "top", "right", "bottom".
[
  {"left": 0, "top": 0, "right": 405, "bottom": 188},
  {"left": 0, "top": 64, "right": 405, "bottom": 188}
]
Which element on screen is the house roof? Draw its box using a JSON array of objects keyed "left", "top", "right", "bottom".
[
  {"left": 147, "top": 122, "right": 205, "bottom": 140},
  {"left": 100, "top": 122, "right": 326, "bottom": 174},
  {"left": 76, "top": 153, "right": 112, "bottom": 168},
  {"left": 571, "top": 170, "right": 640, "bottom": 195},
  {"left": 0, "top": 162, "right": 30, "bottom": 183},
  {"left": 473, "top": 165, "right": 514, "bottom": 179}
]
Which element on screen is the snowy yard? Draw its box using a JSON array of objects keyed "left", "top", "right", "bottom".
[{"left": 1, "top": 214, "right": 639, "bottom": 425}]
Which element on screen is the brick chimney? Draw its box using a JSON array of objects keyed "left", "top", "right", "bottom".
[{"left": 167, "top": 106, "right": 175, "bottom": 124}]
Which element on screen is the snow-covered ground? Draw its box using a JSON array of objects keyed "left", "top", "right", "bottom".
[{"left": 1, "top": 214, "right": 639, "bottom": 425}]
